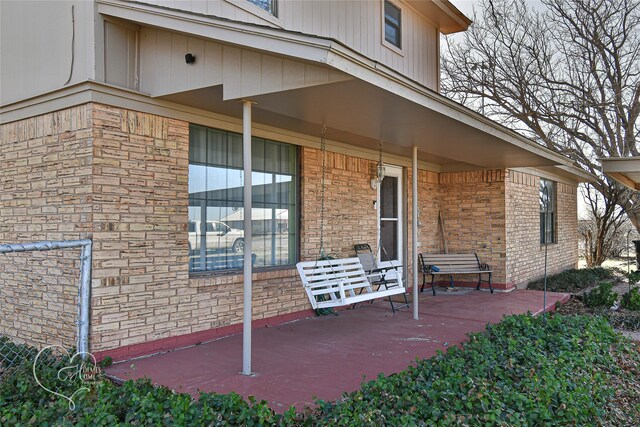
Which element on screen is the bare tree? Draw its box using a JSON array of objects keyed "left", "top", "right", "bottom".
[
  {"left": 579, "top": 184, "right": 628, "bottom": 265},
  {"left": 442, "top": 0, "right": 640, "bottom": 265}
]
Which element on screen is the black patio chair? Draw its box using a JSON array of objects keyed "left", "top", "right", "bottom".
[{"left": 353, "top": 243, "right": 409, "bottom": 312}]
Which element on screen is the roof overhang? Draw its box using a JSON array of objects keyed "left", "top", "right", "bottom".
[
  {"left": 534, "top": 165, "right": 596, "bottom": 184},
  {"left": 600, "top": 157, "right": 640, "bottom": 190},
  {"left": 407, "top": 0, "right": 472, "bottom": 34},
  {"left": 95, "top": 0, "right": 572, "bottom": 171}
]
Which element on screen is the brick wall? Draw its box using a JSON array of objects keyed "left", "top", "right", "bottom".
[
  {"left": 437, "top": 170, "right": 507, "bottom": 284},
  {"left": 90, "top": 107, "right": 386, "bottom": 352},
  {"left": 505, "top": 170, "right": 579, "bottom": 287},
  {"left": 0, "top": 104, "right": 386, "bottom": 354},
  {"left": 0, "top": 105, "right": 94, "bottom": 347},
  {"left": 89, "top": 104, "right": 192, "bottom": 351},
  {"left": 1, "top": 103, "right": 579, "bottom": 356},
  {"left": 299, "top": 147, "right": 379, "bottom": 259}
]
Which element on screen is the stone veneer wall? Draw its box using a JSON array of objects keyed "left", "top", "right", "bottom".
[
  {"left": 299, "top": 147, "right": 379, "bottom": 260},
  {"left": 0, "top": 105, "right": 94, "bottom": 348},
  {"left": 88, "top": 104, "right": 191, "bottom": 351},
  {"left": 0, "top": 103, "right": 390, "bottom": 354},
  {"left": 438, "top": 170, "right": 507, "bottom": 284},
  {"left": 1, "top": 103, "right": 578, "bottom": 355},
  {"left": 505, "top": 170, "right": 579, "bottom": 287}
]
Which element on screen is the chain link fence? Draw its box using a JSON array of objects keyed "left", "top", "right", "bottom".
[{"left": 0, "top": 239, "right": 92, "bottom": 380}]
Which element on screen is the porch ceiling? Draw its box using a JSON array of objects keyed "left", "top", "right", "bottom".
[
  {"left": 100, "top": 0, "right": 575, "bottom": 173},
  {"left": 163, "top": 79, "right": 567, "bottom": 171}
]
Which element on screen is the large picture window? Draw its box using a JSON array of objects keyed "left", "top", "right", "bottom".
[
  {"left": 188, "top": 125, "right": 298, "bottom": 272},
  {"left": 540, "top": 179, "right": 557, "bottom": 244}
]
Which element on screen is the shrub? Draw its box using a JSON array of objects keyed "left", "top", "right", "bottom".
[
  {"left": 527, "top": 267, "right": 614, "bottom": 293},
  {"left": 629, "top": 270, "right": 640, "bottom": 286},
  {"left": 621, "top": 287, "right": 640, "bottom": 311},
  {"left": 582, "top": 282, "right": 618, "bottom": 308},
  {"left": 607, "top": 310, "right": 640, "bottom": 331},
  {"left": 2, "top": 315, "right": 639, "bottom": 426}
]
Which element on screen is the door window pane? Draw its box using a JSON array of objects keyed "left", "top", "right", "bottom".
[
  {"left": 380, "top": 220, "right": 398, "bottom": 261},
  {"left": 380, "top": 176, "right": 398, "bottom": 218},
  {"left": 380, "top": 175, "right": 399, "bottom": 262}
]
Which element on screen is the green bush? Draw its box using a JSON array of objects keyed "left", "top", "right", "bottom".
[
  {"left": 621, "top": 287, "right": 640, "bottom": 311},
  {"left": 2, "top": 315, "right": 638, "bottom": 426},
  {"left": 582, "top": 282, "right": 618, "bottom": 308},
  {"left": 628, "top": 270, "right": 640, "bottom": 286},
  {"left": 527, "top": 267, "right": 614, "bottom": 293}
]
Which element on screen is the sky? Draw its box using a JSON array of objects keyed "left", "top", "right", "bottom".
[
  {"left": 450, "top": 0, "right": 547, "bottom": 19},
  {"left": 448, "top": 0, "right": 591, "bottom": 219}
]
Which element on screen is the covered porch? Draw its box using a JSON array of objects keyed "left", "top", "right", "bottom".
[
  {"left": 106, "top": 289, "right": 569, "bottom": 412},
  {"left": 92, "top": 0, "right": 590, "bottom": 377}
]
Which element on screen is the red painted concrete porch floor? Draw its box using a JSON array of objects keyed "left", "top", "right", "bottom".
[{"left": 106, "top": 290, "right": 568, "bottom": 411}]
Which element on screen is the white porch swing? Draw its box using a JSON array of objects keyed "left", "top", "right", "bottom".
[{"left": 296, "top": 125, "right": 407, "bottom": 313}]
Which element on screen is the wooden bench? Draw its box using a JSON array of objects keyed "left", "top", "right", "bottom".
[
  {"left": 419, "top": 253, "right": 493, "bottom": 295},
  {"left": 297, "top": 257, "right": 407, "bottom": 313}
]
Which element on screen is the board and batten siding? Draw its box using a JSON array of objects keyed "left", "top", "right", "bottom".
[
  {"left": 0, "top": 0, "right": 96, "bottom": 106},
  {"left": 139, "top": 27, "right": 352, "bottom": 99},
  {"left": 133, "top": 0, "right": 440, "bottom": 90}
]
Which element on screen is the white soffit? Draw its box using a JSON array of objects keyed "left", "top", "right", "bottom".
[{"left": 600, "top": 157, "right": 640, "bottom": 191}]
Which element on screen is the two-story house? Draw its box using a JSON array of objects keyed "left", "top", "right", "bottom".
[{"left": 0, "top": 0, "right": 591, "bottom": 363}]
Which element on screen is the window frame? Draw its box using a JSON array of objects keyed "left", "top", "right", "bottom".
[
  {"left": 539, "top": 178, "right": 557, "bottom": 245},
  {"left": 224, "top": 0, "right": 281, "bottom": 27},
  {"left": 187, "top": 125, "right": 300, "bottom": 275},
  {"left": 382, "top": 0, "right": 403, "bottom": 54},
  {"left": 245, "top": 0, "right": 277, "bottom": 17}
]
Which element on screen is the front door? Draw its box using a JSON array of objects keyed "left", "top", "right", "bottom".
[{"left": 378, "top": 165, "right": 403, "bottom": 271}]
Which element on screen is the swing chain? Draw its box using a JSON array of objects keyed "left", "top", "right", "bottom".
[
  {"left": 319, "top": 124, "right": 328, "bottom": 259},
  {"left": 377, "top": 138, "right": 383, "bottom": 179},
  {"left": 376, "top": 139, "right": 384, "bottom": 259}
]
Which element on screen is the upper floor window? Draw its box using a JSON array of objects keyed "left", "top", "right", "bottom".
[
  {"left": 246, "top": 0, "right": 277, "bottom": 16},
  {"left": 188, "top": 125, "right": 298, "bottom": 272},
  {"left": 540, "top": 179, "right": 557, "bottom": 244},
  {"left": 384, "top": 1, "right": 402, "bottom": 49}
]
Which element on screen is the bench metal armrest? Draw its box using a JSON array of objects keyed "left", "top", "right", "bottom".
[
  {"left": 370, "top": 265, "right": 396, "bottom": 274},
  {"left": 479, "top": 263, "right": 491, "bottom": 271}
]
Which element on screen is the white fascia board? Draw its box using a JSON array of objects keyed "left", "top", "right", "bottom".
[
  {"left": 600, "top": 156, "right": 640, "bottom": 173},
  {"left": 515, "top": 165, "right": 596, "bottom": 184}
]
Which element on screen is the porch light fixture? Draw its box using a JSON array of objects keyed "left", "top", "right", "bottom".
[
  {"left": 185, "top": 53, "right": 196, "bottom": 64},
  {"left": 371, "top": 139, "right": 386, "bottom": 189},
  {"left": 371, "top": 162, "right": 386, "bottom": 189}
]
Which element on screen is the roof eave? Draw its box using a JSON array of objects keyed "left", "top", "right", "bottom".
[
  {"left": 599, "top": 157, "right": 640, "bottom": 190},
  {"left": 406, "top": 0, "right": 472, "bottom": 34}
]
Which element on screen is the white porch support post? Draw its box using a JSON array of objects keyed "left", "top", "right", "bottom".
[
  {"left": 412, "top": 145, "right": 419, "bottom": 320},
  {"left": 242, "top": 100, "right": 253, "bottom": 375}
]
